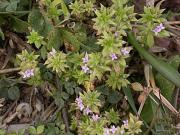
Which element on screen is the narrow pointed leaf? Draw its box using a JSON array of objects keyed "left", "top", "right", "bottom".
[{"left": 127, "top": 32, "right": 180, "bottom": 88}]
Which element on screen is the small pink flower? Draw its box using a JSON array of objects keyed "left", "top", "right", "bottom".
[
  {"left": 123, "top": 119, "right": 128, "bottom": 126},
  {"left": 81, "top": 64, "right": 90, "bottom": 73},
  {"left": 92, "top": 114, "right": 100, "bottom": 121},
  {"left": 114, "top": 32, "right": 119, "bottom": 38},
  {"left": 153, "top": 23, "right": 165, "bottom": 35},
  {"left": 103, "top": 128, "right": 110, "bottom": 135},
  {"left": 49, "top": 48, "right": 56, "bottom": 57},
  {"left": 75, "top": 97, "right": 82, "bottom": 103},
  {"left": 110, "top": 53, "right": 118, "bottom": 60},
  {"left": 121, "top": 48, "right": 130, "bottom": 55},
  {"left": 78, "top": 103, "right": 85, "bottom": 111},
  {"left": 22, "top": 69, "right": 34, "bottom": 79},
  {"left": 75, "top": 97, "right": 84, "bottom": 111},
  {"left": 83, "top": 107, "right": 92, "bottom": 115},
  {"left": 110, "top": 125, "right": 118, "bottom": 134},
  {"left": 82, "top": 52, "right": 89, "bottom": 63}
]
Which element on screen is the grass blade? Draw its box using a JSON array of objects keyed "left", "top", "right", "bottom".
[{"left": 127, "top": 32, "right": 180, "bottom": 88}]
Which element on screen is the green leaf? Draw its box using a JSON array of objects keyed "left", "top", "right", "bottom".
[
  {"left": 122, "top": 87, "right": 137, "bottom": 113},
  {"left": 0, "top": 129, "right": 6, "bottom": 135},
  {"left": 28, "top": 9, "right": 45, "bottom": 33},
  {"left": 140, "top": 97, "right": 154, "bottom": 122},
  {"left": 10, "top": 16, "right": 29, "bottom": 33},
  {"left": 155, "top": 55, "right": 180, "bottom": 101},
  {"left": 18, "top": 128, "right": 25, "bottom": 135},
  {"left": 36, "top": 125, "right": 45, "bottom": 134},
  {"left": 40, "top": 46, "right": 47, "bottom": 60},
  {"left": 6, "top": 0, "right": 19, "bottom": 11},
  {"left": 146, "top": 32, "right": 154, "bottom": 48},
  {"left": 107, "top": 91, "right": 122, "bottom": 104},
  {"left": 28, "top": 126, "right": 36, "bottom": 135},
  {"left": 47, "top": 29, "right": 63, "bottom": 50},
  {"left": 28, "top": 9, "right": 53, "bottom": 37},
  {"left": 127, "top": 32, "right": 180, "bottom": 88},
  {"left": 61, "top": 29, "right": 81, "bottom": 51},
  {"left": 60, "top": 0, "right": 70, "bottom": 19},
  {"left": 8, "top": 86, "right": 20, "bottom": 100},
  {"left": 62, "top": 92, "right": 69, "bottom": 100}
]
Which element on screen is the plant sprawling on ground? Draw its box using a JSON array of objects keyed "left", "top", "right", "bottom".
[{"left": 0, "top": 0, "right": 179, "bottom": 135}]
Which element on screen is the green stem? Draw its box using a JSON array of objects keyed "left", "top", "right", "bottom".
[{"left": 0, "top": 11, "right": 30, "bottom": 14}]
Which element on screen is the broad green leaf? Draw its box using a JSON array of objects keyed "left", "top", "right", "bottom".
[
  {"left": 8, "top": 86, "right": 20, "bottom": 100},
  {"left": 141, "top": 96, "right": 155, "bottom": 122},
  {"left": 40, "top": 46, "right": 47, "bottom": 60},
  {"left": 28, "top": 126, "right": 36, "bottom": 135},
  {"left": 10, "top": 16, "right": 29, "bottom": 33},
  {"left": 155, "top": 55, "right": 180, "bottom": 101},
  {"left": 155, "top": 73, "right": 175, "bottom": 101},
  {"left": 36, "top": 125, "right": 45, "bottom": 134},
  {"left": 28, "top": 9, "right": 45, "bottom": 33},
  {"left": 47, "top": 29, "right": 63, "bottom": 50},
  {"left": 5, "top": 0, "right": 19, "bottom": 11},
  {"left": 107, "top": 91, "right": 122, "bottom": 104},
  {"left": 127, "top": 32, "right": 180, "bottom": 88},
  {"left": 18, "top": 128, "right": 25, "bottom": 135},
  {"left": 122, "top": 87, "right": 137, "bottom": 113},
  {"left": 146, "top": 32, "right": 154, "bottom": 48},
  {"left": 61, "top": 29, "right": 81, "bottom": 51},
  {"left": 28, "top": 9, "right": 53, "bottom": 37}
]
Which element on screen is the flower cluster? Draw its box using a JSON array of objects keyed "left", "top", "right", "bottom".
[
  {"left": 22, "top": 69, "right": 34, "bottom": 79},
  {"left": 153, "top": 23, "right": 165, "bottom": 35},
  {"left": 81, "top": 52, "right": 90, "bottom": 73},
  {"left": 75, "top": 96, "right": 92, "bottom": 114},
  {"left": 75, "top": 97, "right": 100, "bottom": 121},
  {"left": 75, "top": 96, "right": 100, "bottom": 120},
  {"left": 103, "top": 125, "right": 118, "bottom": 135},
  {"left": 75, "top": 96, "right": 84, "bottom": 111}
]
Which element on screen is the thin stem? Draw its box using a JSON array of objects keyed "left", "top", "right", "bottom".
[
  {"left": 166, "top": 21, "right": 180, "bottom": 25},
  {"left": 0, "top": 11, "right": 30, "bottom": 14},
  {"left": 0, "top": 67, "right": 20, "bottom": 74}
]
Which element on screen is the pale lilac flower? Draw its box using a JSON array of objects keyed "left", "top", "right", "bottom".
[
  {"left": 158, "top": 23, "right": 165, "bottom": 30},
  {"left": 78, "top": 103, "right": 84, "bottom": 111},
  {"left": 82, "top": 52, "right": 89, "bottom": 63},
  {"left": 83, "top": 107, "right": 92, "bottom": 115},
  {"left": 91, "top": 114, "right": 100, "bottom": 121},
  {"left": 81, "top": 64, "right": 90, "bottom": 73},
  {"left": 114, "top": 32, "right": 119, "bottom": 38},
  {"left": 75, "top": 97, "right": 83, "bottom": 103},
  {"left": 123, "top": 120, "right": 128, "bottom": 126},
  {"left": 75, "top": 97, "right": 84, "bottom": 111},
  {"left": 103, "top": 128, "right": 110, "bottom": 135},
  {"left": 110, "top": 53, "right": 118, "bottom": 60},
  {"left": 153, "top": 23, "right": 165, "bottom": 35},
  {"left": 121, "top": 48, "right": 130, "bottom": 55},
  {"left": 22, "top": 69, "right": 34, "bottom": 79},
  {"left": 49, "top": 48, "right": 56, "bottom": 57},
  {"left": 110, "top": 125, "right": 118, "bottom": 134}
]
